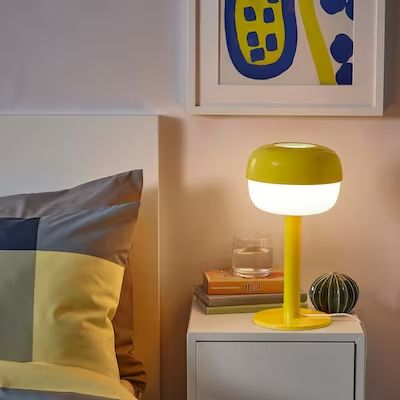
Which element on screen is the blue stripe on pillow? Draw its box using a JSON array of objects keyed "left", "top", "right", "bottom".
[{"left": 0, "top": 218, "right": 39, "bottom": 250}]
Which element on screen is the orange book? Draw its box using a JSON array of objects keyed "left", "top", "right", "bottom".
[{"left": 203, "top": 268, "right": 284, "bottom": 295}]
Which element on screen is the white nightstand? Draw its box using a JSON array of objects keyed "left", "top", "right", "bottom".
[{"left": 187, "top": 298, "right": 365, "bottom": 400}]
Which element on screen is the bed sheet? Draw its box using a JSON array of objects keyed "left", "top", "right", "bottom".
[{"left": 0, "top": 361, "right": 136, "bottom": 400}]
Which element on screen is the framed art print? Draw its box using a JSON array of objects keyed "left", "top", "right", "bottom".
[{"left": 188, "top": 0, "right": 385, "bottom": 115}]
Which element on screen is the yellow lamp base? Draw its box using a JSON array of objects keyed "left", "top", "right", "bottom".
[{"left": 253, "top": 308, "right": 331, "bottom": 330}]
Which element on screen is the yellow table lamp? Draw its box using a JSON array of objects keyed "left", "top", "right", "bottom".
[{"left": 247, "top": 143, "right": 342, "bottom": 330}]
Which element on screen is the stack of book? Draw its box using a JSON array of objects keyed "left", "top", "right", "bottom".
[{"left": 195, "top": 268, "right": 307, "bottom": 314}]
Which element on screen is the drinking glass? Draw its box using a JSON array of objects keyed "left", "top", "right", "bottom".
[{"left": 232, "top": 232, "right": 273, "bottom": 278}]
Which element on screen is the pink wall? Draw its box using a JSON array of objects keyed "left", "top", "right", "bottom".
[
  {"left": 159, "top": 2, "right": 400, "bottom": 399},
  {"left": 0, "top": 1, "right": 398, "bottom": 399},
  {"left": 160, "top": 113, "right": 400, "bottom": 400}
]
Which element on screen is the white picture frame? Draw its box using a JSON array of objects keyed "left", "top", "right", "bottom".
[{"left": 188, "top": 0, "right": 385, "bottom": 116}]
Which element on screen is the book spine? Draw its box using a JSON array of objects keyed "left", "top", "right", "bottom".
[
  {"left": 206, "top": 280, "right": 284, "bottom": 295},
  {"left": 202, "top": 292, "right": 307, "bottom": 307},
  {"left": 195, "top": 297, "right": 309, "bottom": 314}
]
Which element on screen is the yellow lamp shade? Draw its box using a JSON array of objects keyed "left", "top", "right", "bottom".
[
  {"left": 247, "top": 143, "right": 342, "bottom": 216},
  {"left": 247, "top": 142, "right": 342, "bottom": 185}
]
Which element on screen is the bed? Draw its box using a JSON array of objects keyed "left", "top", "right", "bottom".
[{"left": 0, "top": 115, "right": 159, "bottom": 400}]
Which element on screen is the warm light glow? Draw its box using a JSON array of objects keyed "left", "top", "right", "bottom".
[
  {"left": 248, "top": 180, "right": 341, "bottom": 216},
  {"left": 274, "top": 143, "right": 316, "bottom": 149}
]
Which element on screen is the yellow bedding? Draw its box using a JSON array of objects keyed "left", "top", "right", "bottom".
[{"left": 0, "top": 361, "right": 136, "bottom": 400}]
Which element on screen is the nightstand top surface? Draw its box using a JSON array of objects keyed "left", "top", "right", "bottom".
[{"left": 187, "top": 298, "right": 364, "bottom": 341}]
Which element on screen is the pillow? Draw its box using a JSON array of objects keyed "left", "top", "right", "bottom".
[
  {"left": 0, "top": 203, "right": 136, "bottom": 379},
  {"left": 0, "top": 171, "right": 146, "bottom": 391}
]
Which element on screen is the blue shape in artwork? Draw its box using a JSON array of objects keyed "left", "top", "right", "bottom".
[
  {"left": 336, "top": 62, "right": 353, "bottom": 85},
  {"left": 268, "top": 0, "right": 279, "bottom": 3},
  {"left": 346, "top": 0, "right": 354, "bottom": 20},
  {"left": 266, "top": 34, "right": 278, "bottom": 51},
  {"left": 225, "top": 0, "right": 298, "bottom": 80},
  {"left": 321, "top": 0, "right": 353, "bottom": 20},
  {"left": 247, "top": 31, "right": 259, "bottom": 47},
  {"left": 250, "top": 48, "right": 266, "bottom": 62},
  {"left": 244, "top": 6, "right": 256, "bottom": 21},
  {"left": 0, "top": 218, "right": 40, "bottom": 250},
  {"left": 264, "top": 7, "right": 275, "bottom": 23},
  {"left": 330, "top": 34, "right": 353, "bottom": 63},
  {"left": 320, "top": 0, "right": 346, "bottom": 14}
]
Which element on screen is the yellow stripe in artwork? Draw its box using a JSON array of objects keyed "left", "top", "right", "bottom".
[{"left": 299, "top": 0, "right": 336, "bottom": 85}]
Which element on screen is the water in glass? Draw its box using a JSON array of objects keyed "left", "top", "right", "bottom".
[{"left": 232, "top": 233, "right": 273, "bottom": 278}]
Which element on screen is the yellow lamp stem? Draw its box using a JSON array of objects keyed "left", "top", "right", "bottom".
[
  {"left": 283, "top": 216, "right": 301, "bottom": 325},
  {"left": 253, "top": 216, "right": 333, "bottom": 330}
]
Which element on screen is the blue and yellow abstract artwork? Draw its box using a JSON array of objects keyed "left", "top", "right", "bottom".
[{"left": 222, "top": 0, "right": 354, "bottom": 85}]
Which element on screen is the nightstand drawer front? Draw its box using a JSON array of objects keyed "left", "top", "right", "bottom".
[{"left": 196, "top": 341, "right": 355, "bottom": 400}]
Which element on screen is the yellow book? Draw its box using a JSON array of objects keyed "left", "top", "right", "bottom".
[{"left": 203, "top": 268, "right": 284, "bottom": 295}]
